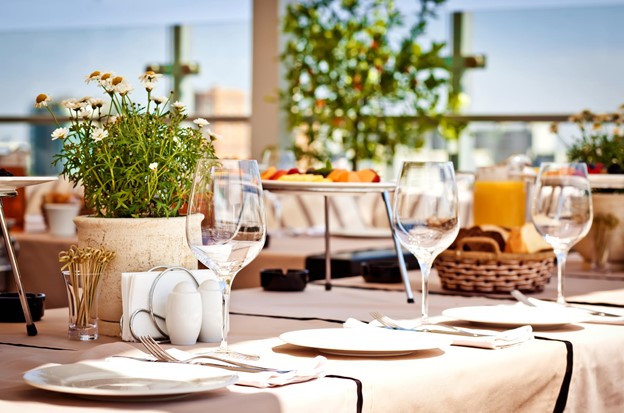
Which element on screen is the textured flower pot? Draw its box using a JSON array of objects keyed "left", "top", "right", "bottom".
[
  {"left": 74, "top": 215, "right": 199, "bottom": 337},
  {"left": 574, "top": 193, "right": 624, "bottom": 264}
]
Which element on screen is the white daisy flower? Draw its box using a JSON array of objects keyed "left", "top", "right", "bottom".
[
  {"left": 89, "top": 98, "right": 105, "bottom": 109},
  {"left": 78, "top": 107, "right": 92, "bottom": 120},
  {"left": 61, "top": 98, "right": 81, "bottom": 111},
  {"left": 139, "top": 71, "right": 163, "bottom": 83},
  {"left": 208, "top": 131, "right": 223, "bottom": 140},
  {"left": 51, "top": 127, "right": 69, "bottom": 140},
  {"left": 151, "top": 95, "right": 167, "bottom": 105},
  {"left": 85, "top": 71, "right": 102, "bottom": 84},
  {"left": 149, "top": 162, "right": 158, "bottom": 172},
  {"left": 91, "top": 127, "right": 109, "bottom": 142},
  {"left": 115, "top": 82, "right": 133, "bottom": 95},
  {"left": 193, "top": 118, "right": 209, "bottom": 128},
  {"left": 35, "top": 94, "right": 51, "bottom": 108},
  {"left": 172, "top": 101, "right": 186, "bottom": 112},
  {"left": 105, "top": 115, "right": 119, "bottom": 125}
]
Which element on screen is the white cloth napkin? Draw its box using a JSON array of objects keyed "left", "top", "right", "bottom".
[
  {"left": 524, "top": 297, "right": 624, "bottom": 325},
  {"left": 343, "top": 318, "right": 533, "bottom": 350},
  {"left": 120, "top": 269, "right": 215, "bottom": 342},
  {"left": 134, "top": 348, "right": 327, "bottom": 388}
]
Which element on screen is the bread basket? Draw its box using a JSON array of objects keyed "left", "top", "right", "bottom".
[{"left": 434, "top": 236, "right": 555, "bottom": 293}]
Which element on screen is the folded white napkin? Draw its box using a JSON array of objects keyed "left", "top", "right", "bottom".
[
  {"left": 343, "top": 318, "right": 533, "bottom": 350},
  {"left": 121, "top": 269, "right": 215, "bottom": 342},
  {"left": 133, "top": 348, "right": 327, "bottom": 388},
  {"left": 524, "top": 297, "right": 624, "bottom": 325}
]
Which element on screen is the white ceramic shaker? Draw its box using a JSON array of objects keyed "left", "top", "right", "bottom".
[
  {"left": 198, "top": 279, "right": 223, "bottom": 343},
  {"left": 165, "top": 281, "right": 202, "bottom": 346}
]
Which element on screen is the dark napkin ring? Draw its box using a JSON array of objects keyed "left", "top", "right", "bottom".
[
  {"left": 260, "top": 269, "right": 308, "bottom": 291},
  {"left": 362, "top": 261, "right": 403, "bottom": 284}
]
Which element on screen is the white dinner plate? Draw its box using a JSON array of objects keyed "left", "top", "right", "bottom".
[
  {"left": 0, "top": 176, "right": 58, "bottom": 192},
  {"left": 23, "top": 360, "right": 237, "bottom": 401},
  {"left": 262, "top": 180, "right": 395, "bottom": 194},
  {"left": 279, "top": 327, "right": 451, "bottom": 356},
  {"left": 331, "top": 227, "right": 393, "bottom": 238},
  {"left": 442, "top": 304, "right": 592, "bottom": 329}
]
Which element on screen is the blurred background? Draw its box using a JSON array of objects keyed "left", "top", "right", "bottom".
[{"left": 1, "top": 0, "right": 623, "bottom": 177}]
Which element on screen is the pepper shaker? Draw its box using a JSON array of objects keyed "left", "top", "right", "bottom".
[
  {"left": 165, "top": 281, "right": 202, "bottom": 346},
  {"left": 198, "top": 279, "right": 223, "bottom": 343}
]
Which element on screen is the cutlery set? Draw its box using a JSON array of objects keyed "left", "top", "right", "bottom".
[{"left": 129, "top": 335, "right": 291, "bottom": 373}]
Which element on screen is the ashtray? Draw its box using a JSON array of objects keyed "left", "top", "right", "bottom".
[
  {"left": 260, "top": 269, "right": 308, "bottom": 292},
  {"left": 0, "top": 292, "right": 46, "bottom": 322},
  {"left": 362, "top": 261, "right": 403, "bottom": 284}
]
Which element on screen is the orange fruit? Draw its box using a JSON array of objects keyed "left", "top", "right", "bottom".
[
  {"left": 327, "top": 168, "right": 348, "bottom": 182},
  {"left": 260, "top": 166, "right": 277, "bottom": 180},
  {"left": 355, "top": 168, "right": 380, "bottom": 182}
]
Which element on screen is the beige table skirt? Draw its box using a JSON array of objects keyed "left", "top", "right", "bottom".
[{"left": 2, "top": 283, "right": 624, "bottom": 412}]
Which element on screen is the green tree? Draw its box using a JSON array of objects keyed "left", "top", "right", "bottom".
[{"left": 280, "top": 0, "right": 448, "bottom": 170}]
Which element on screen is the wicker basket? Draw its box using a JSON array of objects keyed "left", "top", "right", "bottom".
[{"left": 434, "top": 236, "right": 555, "bottom": 293}]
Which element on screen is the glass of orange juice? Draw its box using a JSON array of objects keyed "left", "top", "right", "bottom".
[{"left": 473, "top": 166, "right": 526, "bottom": 228}]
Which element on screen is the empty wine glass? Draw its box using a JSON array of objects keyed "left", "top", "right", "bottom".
[
  {"left": 186, "top": 158, "right": 266, "bottom": 358},
  {"left": 531, "top": 162, "right": 592, "bottom": 304},
  {"left": 392, "top": 161, "right": 460, "bottom": 321}
]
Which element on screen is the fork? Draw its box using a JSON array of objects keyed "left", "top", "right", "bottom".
[
  {"left": 369, "top": 312, "right": 496, "bottom": 337},
  {"left": 138, "top": 336, "right": 291, "bottom": 373},
  {"left": 510, "top": 289, "right": 622, "bottom": 318}
]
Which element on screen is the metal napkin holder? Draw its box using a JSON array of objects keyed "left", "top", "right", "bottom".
[{"left": 123, "top": 266, "right": 208, "bottom": 343}]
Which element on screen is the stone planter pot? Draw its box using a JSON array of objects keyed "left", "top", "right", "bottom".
[
  {"left": 574, "top": 193, "right": 624, "bottom": 265},
  {"left": 74, "top": 215, "right": 199, "bottom": 337}
]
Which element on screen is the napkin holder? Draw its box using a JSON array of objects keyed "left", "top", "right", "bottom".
[
  {"left": 121, "top": 266, "right": 215, "bottom": 342},
  {"left": 305, "top": 248, "right": 418, "bottom": 279}
]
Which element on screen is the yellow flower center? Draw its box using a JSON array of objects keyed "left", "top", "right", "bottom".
[
  {"left": 112, "top": 76, "right": 124, "bottom": 86},
  {"left": 36, "top": 93, "right": 49, "bottom": 104},
  {"left": 101, "top": 73, "right": 111, "bottom": 81},
  {"left": 88, "top": 71, "right": 101, "bottom": 78}
]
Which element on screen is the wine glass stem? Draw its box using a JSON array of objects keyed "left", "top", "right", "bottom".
[
  {"left": 419, "top": 261, "right": 432, "bottom": 322},
  {"left": 219, "top": 280, "right": 232, "bottom": 351},
  {"left": 554, "top": 249, "right": 568, "bottom": 305}
]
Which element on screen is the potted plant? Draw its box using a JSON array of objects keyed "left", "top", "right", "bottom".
[
  {"left": 279, "top": 0, "right": 449, "bottom": 170},
  {"left": 35, "top": 71, "right": 218, "bottom": 336},
  {"left": 553, "top": 105, "right": 624, "bottom": 267}
]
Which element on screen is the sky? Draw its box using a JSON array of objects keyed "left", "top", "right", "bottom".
[{"left": 1, "top": 0, "right": 624, "bottom": 146}]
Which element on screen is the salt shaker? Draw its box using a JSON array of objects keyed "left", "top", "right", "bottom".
[
  {"left": 198, "top": 279, "right": 223, "bottom": 343},
  {"left": 165, "top": 281, "right": 202, "bottom": 346}
]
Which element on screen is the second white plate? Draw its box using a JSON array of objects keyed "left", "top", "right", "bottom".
[
  {"left": 442, "top": 304, "right": 592, "bottom": 329},
  {"left": 280, "top": 327, "right": 451, "bottom": 356}
]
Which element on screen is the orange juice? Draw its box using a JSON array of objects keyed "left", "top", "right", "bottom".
[{"left": 473, "top": 180, "right": 526, "bottom": 228}]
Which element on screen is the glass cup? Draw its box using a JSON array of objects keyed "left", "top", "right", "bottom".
[
  {"left": 62, "top": 270, "right": 104, "bottom": 340},
  {"left": 473, "top": 165, "right": 527, "bottom": 228}
]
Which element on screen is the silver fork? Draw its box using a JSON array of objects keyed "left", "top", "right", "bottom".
[
  {"left": 510, "top": 289, "right": 623, "bottom": 318},
  {"left": 138, "top": 336, "right": 291, "bottom": 373},
  {"left": 369, "top": 312, "right": 495, "bottom": 337}
]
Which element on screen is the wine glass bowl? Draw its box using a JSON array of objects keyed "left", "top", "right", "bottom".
[
  {"left": 392, "top": 161, "right": 460, "bottom": 321},
  {"left": 531, "top": 163, "right": 592, "bottom": 304},
  {"left": 186, "top": 159, "right": 266, "bottom": 357}
]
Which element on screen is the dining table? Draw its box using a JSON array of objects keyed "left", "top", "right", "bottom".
[{"left": 1, "top": 259, "right": 624, "bottom": 413}]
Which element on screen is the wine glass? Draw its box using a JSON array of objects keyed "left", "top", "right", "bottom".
[
  {"left": 531, "top": 162, "right": 592, "bottom": 304},
  {"left": 392, "top": 161, "right": 460, "bottom": 322},
  {"left": 186, "top": 158, "right": 266, "bottom": 358}
]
